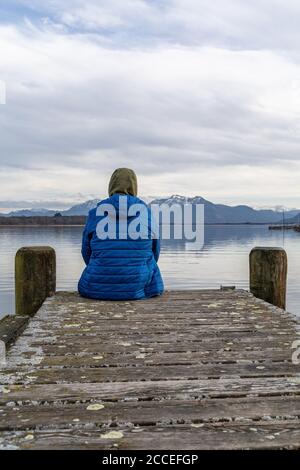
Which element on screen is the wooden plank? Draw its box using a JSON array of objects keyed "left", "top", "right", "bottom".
[
  {"left": 20, "top": 330, "right": 297, "bottom": 345},
  {"left": 1, "top": 396, "right": 300, "bottom": 432},
  {"left": 28, "top": 318, "right": 293, "bottom": 328},
  {"left": 1, "top": 361, "right": 299, "bottom": 385},
  {"left": 5, "top": 348, "right": 295, "bottom": 368},
  {"left": 24, "top": 319, "right": 297, "bottom": 332},
  {"left": 1, "top": 422, "right": 300, "bottom": 450},
  {"left": 0, "top": 316, "right": 29, "bottom": 348},
  {"left": 1, "top": 377, "right": 300, "bottom": 405},
  {"left": 15, "top": 333, "right": 294, "bottom": 350}
]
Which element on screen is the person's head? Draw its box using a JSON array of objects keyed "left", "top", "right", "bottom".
[{"left": 108, "top": 168, "right": 138, "bottom": 197}]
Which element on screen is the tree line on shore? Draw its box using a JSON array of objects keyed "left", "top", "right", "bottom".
[{"left": 0, "top": 216, "right": 87, "bottom": 225}]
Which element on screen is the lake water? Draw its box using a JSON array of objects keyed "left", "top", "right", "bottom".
[{"left": 0, "top": 225, "right": 299, "bottom": 318}]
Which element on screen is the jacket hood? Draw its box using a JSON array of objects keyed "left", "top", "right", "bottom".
[
  {"left": 97, "top": 194, "right": 147, "bottom": 221},
  {"left": 108, "top": 168, "right": 138, "bottom": 197}
]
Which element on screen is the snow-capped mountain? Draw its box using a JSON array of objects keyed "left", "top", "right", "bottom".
[
  {"left": 150, "top": 195, "right": 300, "bottom": 224},
  {"left": 1, "top": 195, "right": 300, "bottom": 223},
  {"left": 63, "top": 199, "right": 100, "bottom": 216}
]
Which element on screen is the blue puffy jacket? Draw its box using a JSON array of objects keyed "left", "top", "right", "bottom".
[{"left": 78, "top": 194, "right": 164, "bottom": 300}]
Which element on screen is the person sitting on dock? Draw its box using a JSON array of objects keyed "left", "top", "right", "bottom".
[{"left": 78, "top": 168, "right": 164, "bottom": 300}]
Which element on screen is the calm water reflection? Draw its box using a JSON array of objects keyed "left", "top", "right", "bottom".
[{"left": 0, "top": 225, "right": 299, "bottom": 317}]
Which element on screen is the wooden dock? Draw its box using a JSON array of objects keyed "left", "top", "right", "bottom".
[
  {"left": 1, "top": 288, "right": 300, "bottom": 450},
  {"left": 269, "top": 224, "right": 300, "bottom": 231}
]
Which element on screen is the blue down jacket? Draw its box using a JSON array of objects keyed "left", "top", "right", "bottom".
[{"left": 78, "top": 194, "right": 164, "bottom": 300}]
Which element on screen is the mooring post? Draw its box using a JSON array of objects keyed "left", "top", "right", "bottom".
[
  {"left": 249, "top": 247, "right": 287, "bottom": 309},
  {"left": 15, "top": 246, "right": 56, "bottom": 316}
]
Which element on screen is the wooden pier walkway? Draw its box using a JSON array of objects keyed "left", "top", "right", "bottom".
[{"left": 1, "top": 288, "right": 300, "bottom": 450}]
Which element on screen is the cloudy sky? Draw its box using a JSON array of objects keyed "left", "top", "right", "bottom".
[{"left": 0, "top": 0, "right": 300, "bottom": 212}]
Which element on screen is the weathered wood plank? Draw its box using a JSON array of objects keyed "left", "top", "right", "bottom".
[
  {"left": 20, "top": 330, "right": 298, "bottom": 345},
  {"left": 5, "top": 348, "right": 295, "bottom": 369},
  {"left": 15, "top": 332, "right": 295, "bottom": 348},
  {"left": 0, "top": 315, "right": 30, "bottom": 348},
  {"left": 1, "top": 396, "right": 300, "bottom": 432},
  {"left": 1, "top": 361, "right": 299, "bottom": 385},
  {"left": 1, "top": 377, "right": 300, "bottom": 405},
  {"left": 23, "top": 319, "right": 298, "bottom": 334},
  {"left": 2, "top": 422, "right": 300, "bottom": 450}
]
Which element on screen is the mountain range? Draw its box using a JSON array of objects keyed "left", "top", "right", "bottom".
[
  {"left": 0, "top": 195, "right": 299, "bottom": 224},
  {"left": 0, "top": 200, "right": 100, "bottom": 218},
  {"left": 282, "top": 213, "right": 300, "bottom": 225}
]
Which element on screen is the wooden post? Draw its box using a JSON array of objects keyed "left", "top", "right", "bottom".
[
  {"left": 15, "top": 246, "right": 56, "bottom": 316},
  {"left": 250, "top": 247, "right": 287, "bottom": 309}
]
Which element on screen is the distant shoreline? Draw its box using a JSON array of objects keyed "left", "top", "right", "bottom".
[
  {"left": 0, "top": 216, "right": 87, "bottom": 226},
  {"left": 0, "top": 216, "right": 275, "bottom": 227}
]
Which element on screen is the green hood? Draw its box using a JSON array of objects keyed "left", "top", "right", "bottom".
[{"left": 108, "top": 168, "right": 138, "bottom": 197}]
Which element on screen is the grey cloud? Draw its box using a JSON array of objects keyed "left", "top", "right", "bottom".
[
  {"left": 1, "top": 60, "right": 299, "bottom": 175},
  {"left": 1, "top": 3, "right": 300, "bottom": 206}
]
